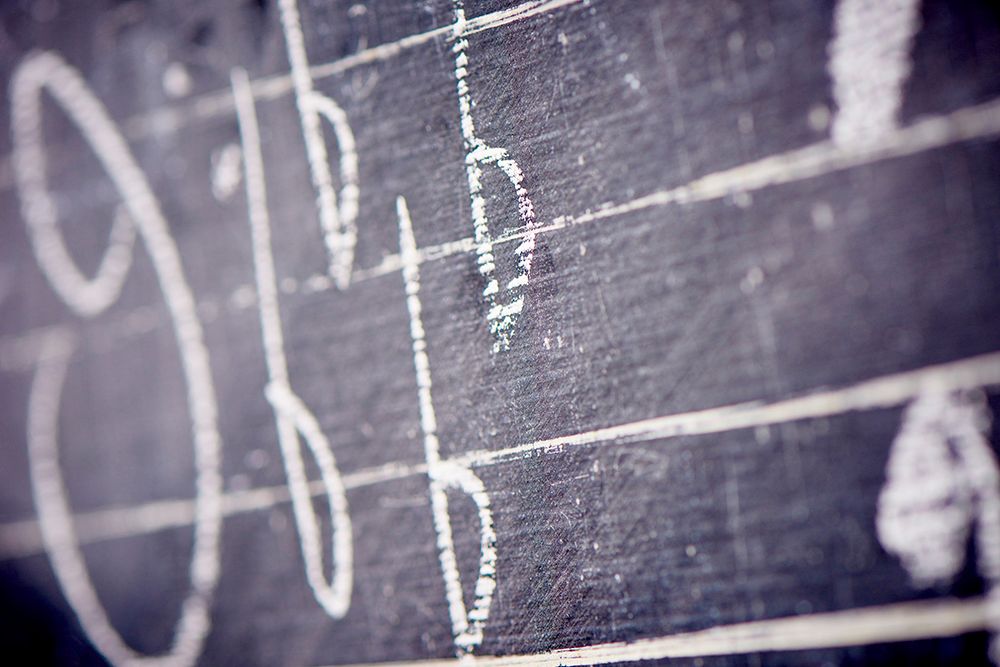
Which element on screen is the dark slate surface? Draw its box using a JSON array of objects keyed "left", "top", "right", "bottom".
[{"left": 0, "top": 0, "right": 999, "bottom": 665}]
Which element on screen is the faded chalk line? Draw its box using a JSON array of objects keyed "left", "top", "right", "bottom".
[
  {"left": 0, "top": 460, "right": 427, "bottom": 560},
  {"left": 6, "top": 350, "right": 1000, "bottom": 559},
  {"left": 0, "top": 1, "right": 584, "bottom": 194}
]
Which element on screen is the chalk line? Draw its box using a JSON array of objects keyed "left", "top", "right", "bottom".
[
  {"left": 493, "top": 96, "right": 1000, "bottom": 245},
  {"left": 454, "top": 350, "right": 1000, "bottom": 469},
  {"left": 828, "top": 0, "right": 922, "bottom": 147},
  {"left": 234, "top": 67, "right": 354, "bottom": 619},
  {"left": 314, "top": 596, "right": 993, "bottom": 667},
  {"left": 0, "top": 460, "right": 428, "bottom": 561},
  {"left": 13, "top": 50, "right": 224, "bottom": 667},
  {"left": 398, "top": 196, "right": 498, "bottom": 653},
  {"left": 3, "top": 95, "right": 999, "bottom": 370}
]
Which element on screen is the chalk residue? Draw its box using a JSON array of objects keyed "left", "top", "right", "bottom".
[
  {"left": 828, "top": 0, "right": 921, "bottom": 146},
  {"left": 877, "top": 391, "right": 1000, "bottom": 662}
]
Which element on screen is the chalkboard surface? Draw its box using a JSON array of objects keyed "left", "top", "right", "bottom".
[{"left": 1, "top": 1, "right": 1000, "bottom": 665}]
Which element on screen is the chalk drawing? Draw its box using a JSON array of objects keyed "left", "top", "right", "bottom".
[
  {"left": 828, "top": 0, "right": 922, "bottom": 146},
  {"left": 397, "top": 196, "right": 498, "bottom": 653},
  {"left": 877, "top": 391, "right": 1000, "bottom": 662},
  {"left": 7, "top": 349, "right": 1000, "bottom": 561},
  {"left": 232, "top": 67, "right": 354, "bottom": 619},
  {"left": 452, "top": 0, "right": 539, "bottom": 353},
  {"left": 2, "top": 92, "right": 998, "bottom": 371},
  {"left": 4, "top": 5, "right": 1000, "bottom": 664},
  {"left": 12, "top": 54, "right": 138, "bottom": 319},
  {"left": 11, "top": 51, "right": 223, "bottom": 667},
  {"left": 314, "top": 597, "right": 995, "bottom": 667},
  {"left": 278, "top": 0, "right": 360, "bottom": 290},
  {"left": 210, "top": 142, "right": 243, "bottom": 202}
]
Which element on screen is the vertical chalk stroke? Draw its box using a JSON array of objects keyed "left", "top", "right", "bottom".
[
  {"left": 828, "top": 0, "right": 922, "bottom": 146},
  {"left": 397, "top": 196, "right": 498, "bottom": 654},
  {"left": 452, "top": 0, "right": 539, "bottom": 353},
  {"left": 278, "top": 0, "right": 360, "bottom": 290},
  {"left": 877, "top": 391, "right": 1000, "bottom": 662},
  {"left": 232, "top": 68, "right": 354, "bottom": 619},
  {"left": 11, "top": 51, "right": 223, "bottom": 667}
]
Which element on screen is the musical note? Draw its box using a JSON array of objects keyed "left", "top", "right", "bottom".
[
  {"left": 11, "top": 50, "right": 224, "bottom": 667},
  {"left": 232, "top": 67, "right": 355, "bottom": 621}
]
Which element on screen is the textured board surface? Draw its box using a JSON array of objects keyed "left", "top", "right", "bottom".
[{"left": 1, "top": 1, "right": 1000, "bottom": 665}]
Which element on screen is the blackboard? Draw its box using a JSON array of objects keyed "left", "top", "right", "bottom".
[{"left": 1, "top": 0, "right": 1000, "bottom": 665}]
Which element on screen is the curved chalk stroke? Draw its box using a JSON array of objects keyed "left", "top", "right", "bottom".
[
  {"left": 13, "top": 77, "right": 137, "bottom": 318},
  {"left": 397, "top": 196, "right": 499, "bottom": 654},
  {"left": 877, "top": 391, "right": 1000, "bottom": 661},
  {"left": 452, "top": 0, "right": 539, "bottom": 353},
  {"left": 232, "top": 68, "right": 354, "bottom": 619},
  {"left": 12, "top": 51, "right": 223, "bottom": 667},
  {"left": 278, "top": 0, "right": 361, "bottom": 290}
]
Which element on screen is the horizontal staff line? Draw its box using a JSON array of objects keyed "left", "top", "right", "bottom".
[
  {"left": 3, "top": 350, "right": 999, "bottom": 559},
  {"left": 126, "top": 0, "right": 583, "bottom": 139},
  {"left": 315, "top": 597, "right": 993, "bottom": 667},
  {"left": 0, "top": 460, "right": 428, "bottom": 559},
  {"left": 0, "top": 237, "right": 473, "bottom": 373},
  {"left": 0, "top": 0, "right": 583, "bottom": 191},
  {"left": 456, "top": 350, "right": 1000, "bottom": 468},
  {"left": 489, "top": 96, "right": 1000, "bottom": 247},
  {"left": 3, "top": 97, "right": 998, "bottom": 369}
]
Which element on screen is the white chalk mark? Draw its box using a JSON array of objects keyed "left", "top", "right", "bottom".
[
  {"left": 397, "top": 196, "right": 498, "bottom": 653},
  {"left": 2, "top": 90, "right": 1000, "bottom": 575},
  {"left": 1, "top": 93, "right": 999, "bottom": 368},
  {"left": 1, "top": 83, "right": 999, "bottom": 375},
  {"left": 878, "top": 392, "right": 986, "bottom": 584},
  {"left": 210, "top": 142, "right": 243, "bottom": 202},
  {"left": 452, "top": 0, "right": 538, "bottom": 352},
  {"left": 828, "top": 0, "right": 922, "bottom": 146},
  {"left": 453, "top": 350, "right": 1000, "bottom": 469},
  {"left": 6, "top": 350, "right": 1000, "bottom": 567},
  {"left": 278, "top": 0, "right": 360, "bottom": 290},
  {"left": 1, "top": 460, "right": 428, "bottom": 561},
  {"left": 12, "top": 53, "right": 138, "bottom": 318},
  {"left": 162, "top": 62, "right": 192, "bottom": 99},
  {"left": 12, "top": 50, "right": 223, "bottom": 667},
  {"left": 495, "top": 96, "right": 1000, "bottom": 246},
  {"left": 315, "top": 597, "right": 993, "bottom": 667},
  {"left": 54, "top": 0, "right": 581, "bottom": 148},
  {"left": 877, "top": 391, "right": 1000, "bottom": 661},
  {"left": 232, "top": 68, "right": 354, "bottom": 619}
]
